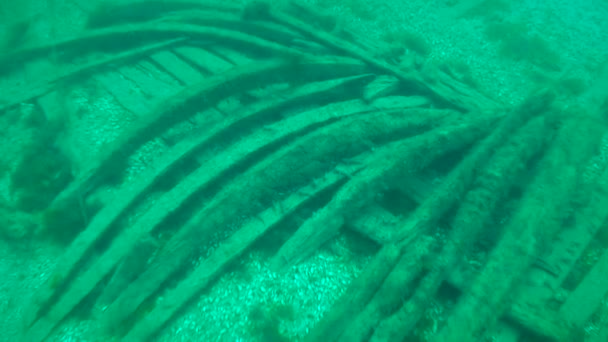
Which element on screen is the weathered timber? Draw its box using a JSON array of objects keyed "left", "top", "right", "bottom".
[
  {"left": 369, "top": 115, "right": 553, "bottom": 341},
  {"left": 26, "top": 96, "right": 388, "bottom": 342},
  {"left": 433, "top": 112, "right": 607, "bottom": 342},
  {"left": 271, "top": 113, "right": 498, "bottom": 271},
  {"left": 118, "top": 60, "right": 183, "bottom": 100},
  {"left": 172, "top": 46, "right": 234, "bottom": 74},
  {"left": 148, "top": 50, "right": 206, "bottom": 85},
  {"left": 307, "top": 91, "right": 551, "bottom": 341},
  {"left": 509, "top": 161, "right": 608, "bottom": 339}
]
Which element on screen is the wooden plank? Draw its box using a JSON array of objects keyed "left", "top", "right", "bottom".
[
  {"left": 149, "top": 50, "right": 206, "bottom": 85},
  {"left": 94, "top": 71, "right": 152, "bottom": 115},
  {"left": 173, "top": 46, "right": 234, "bottom": 74},
  {"left": 206, "top": 44, "right": 294, "bottom": 106},
  {"left": 445, "top": 246, "right": 575, "bottom": 342},
  {"left": 202, "top": 46, "right": 262, "bottom": 113},
  {"left": 501, "top": 164, "right": 608, "bottom": 339},
  {"left": 349, "top": 204, "right": 400, "bottom": 244},
  {"left": 201, "top": 45, "right": 254, "bottom": 115},
  {"left": 207, "top": 45, "right": 252, "bottom": 65},
  {"left": 0, "top": 39, "right": 185, "bottom": 114},
  {"left": 560, "top": 248, "right": 608, "bottom": 326},
  {"left": 118, "top": 61, "right": 182, "bottom": 101},
  {"left": 138, "top": 58, "right": 186, "bottom": 88}
]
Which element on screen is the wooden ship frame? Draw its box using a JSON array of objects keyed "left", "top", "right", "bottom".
[{"left": 2, "top": 1, "right": 608, "bottom": 341}]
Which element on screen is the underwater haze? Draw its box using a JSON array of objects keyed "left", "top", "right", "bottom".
[{"left": 1, "top": 0, "right": 608, "bottom": 341}]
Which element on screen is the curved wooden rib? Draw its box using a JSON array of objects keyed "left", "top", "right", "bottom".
[
  {"left": 98, "top": 106, "right": 451, "bottom": 337},
  {"left": 23, "top": 74, "right": 373, "bottom": 338}
]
